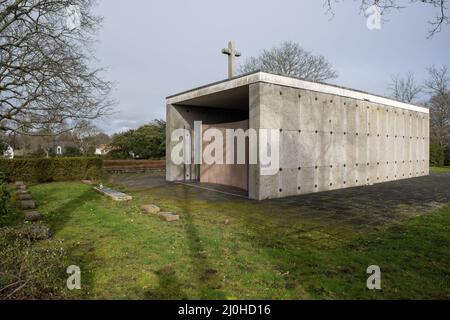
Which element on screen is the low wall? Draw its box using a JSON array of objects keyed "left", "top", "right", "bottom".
[{"left": 103, "top": 160, "right": 165, "bottom": 173}]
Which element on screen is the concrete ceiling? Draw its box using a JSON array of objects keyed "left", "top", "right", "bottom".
[{"left": 174, "top": 85, "right": 249, "bottom": 110}]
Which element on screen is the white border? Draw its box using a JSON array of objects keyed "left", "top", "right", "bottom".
[{"left": 167, "top": 72, "right": 429, "bottom": 114}]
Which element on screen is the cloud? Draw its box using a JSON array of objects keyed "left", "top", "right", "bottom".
[{"left": 92, "top": 0, "right": 450, "bottom": 135}]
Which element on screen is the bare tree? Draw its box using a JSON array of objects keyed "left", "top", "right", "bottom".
[
  {"left": 388, "top": 72, "right": 422, "bottom": 103},
  {"left": 425, "top": 66, "right": 450, "bottom": 147},
  {"left": 32, "top": 126, "right": 60, "bottom": 158},
  {"left": 0, "top": 0, "right": 114, "bottom": 136},
  {"left": 324, "top": 0, "right": 449, "bottom": 37},
  {"left": 239, "top": 41, "right": 338, "bottom": 82},
  {"left": 70, "top": 120, "right": 102, "bottom": 154}
]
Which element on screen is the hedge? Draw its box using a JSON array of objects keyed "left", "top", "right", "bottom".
[
  {"left": 430, "top": 144, "right": 445, "bottom": 167},
  {"left": 0, "top": 157, "right": 103, "bottom": 183},
  {"left": 446, "top": 148, "right": 450, "bottom": 166}
]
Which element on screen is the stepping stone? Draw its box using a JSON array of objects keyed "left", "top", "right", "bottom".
[
  {"left": 94, "top": 186, "right": 132, "bottom": 201},
  {"left": 17, "top": 189, "right": 29, "bottom": 195},
  {"left": 18, "top": 193, "right": 33, "bottom": 201},
  {"left": 141, "top": 204, "right": 161, "bottom": 214},
  {"left": 15, "top": 181, "right": 25, "bottom": 187},
  {"left": 20, "top": 200, "right": 36, "bottom": 210},
  {"left": 27, "top": 225, "right": 52, "bottom": 240},
  {"left": 25, "top": 211, "right": 42, "bottom": 222},
  {"left": 18, "top": 185, "right": 27, "bottom": 191},
  {"left": 158, "top": 212, "right": 180, "bottom": 222},
  {"left": 82, "top": 180, "right": 96, "bottom": 185},
  {"left": 17, "top": 225, "right": 51, "bottom": 241}
]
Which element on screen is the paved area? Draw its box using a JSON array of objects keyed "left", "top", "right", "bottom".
[
  {"left": 106, "top": 171, "right": 167, "bottom": 190},
  {"left": 109, "top": 172, "right": 450, "bottom": 230},
  {"left": 264, "top": 174, "right": 450, "bottom": 228},
  {"left": 178, "top": 181, "right": 249, "bottom": 198}
]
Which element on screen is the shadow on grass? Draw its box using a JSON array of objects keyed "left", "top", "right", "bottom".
[
  {"left": 44, "top": 189, "right": 98, "bottom": 235},
  {"left": 35, "top": 188, "right": 101, "bottom": 299},
  {"left": 176, "top": 186, "right": 226, "bottom": 299},
  {"left": 61, "top": 240, "right": 104, "bottom": 300},
  {"left": 143, "top": 268, "right": 188, "bottom": 300}
]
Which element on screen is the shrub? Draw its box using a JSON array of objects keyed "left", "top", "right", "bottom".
[
  {"left": 0, "top": 173, "right": 10, "bottom": 215},
  {"left": 110, "top": 120, "right": 166, "bottom": 160},
  {"left": 0, "top": 157, "right": 103, "bottom": 183},
  {"left": 446, "top": 148, "right": 450, "bottom": 166},
  {"left": 430, "top": 144, "right": 445, "bottom": 167},
  {"left": 107, "top": 149, "right": 133, "bottom": 160},
  {"left": 0, "top": 228, "right": 67, "bottom": 300}
]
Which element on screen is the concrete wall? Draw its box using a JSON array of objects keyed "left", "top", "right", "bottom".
[
  {"left": 201, "top": 120, "right": 249, "bottom": 190},
  {"left": 251, "top": 82, "right": 430, "bottom": 200}
]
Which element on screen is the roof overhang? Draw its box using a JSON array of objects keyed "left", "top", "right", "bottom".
[{"left": 167, "top": 71, "right": 429, "bottom": 114}]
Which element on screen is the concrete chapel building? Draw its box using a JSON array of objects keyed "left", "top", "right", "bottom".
[{"left": 166, "top": 71, "right": 430, "bottom": 200}]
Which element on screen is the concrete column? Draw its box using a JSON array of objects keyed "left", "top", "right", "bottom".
[
  {"left": 248, "top": 83, "right": 261, "bottom": 200},
  {"left": 166, "top": 104, "right": 188, "bottom": 182}
]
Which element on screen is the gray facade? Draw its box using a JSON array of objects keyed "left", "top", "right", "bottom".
[{"left": 166, "top": 72, "right": 430, "bottom": 200}]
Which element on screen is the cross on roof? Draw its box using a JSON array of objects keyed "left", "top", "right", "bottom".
[{"left": 221, "top": 41, "right": 241, "bottom": 79}]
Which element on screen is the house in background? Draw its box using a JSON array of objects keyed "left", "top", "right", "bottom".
[
  {"left": 95, "top": 144, "right": 113, "bottom": 156},
  {"left": 48, "top": 140, "right": 76, "bottom": 156},
  {"left": 3, "top": 146, "right": 14, "bottom": 159}
]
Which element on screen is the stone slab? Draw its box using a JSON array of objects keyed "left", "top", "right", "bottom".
[
  {"left": 18, "top": 193, "right": 33, "bottom": 201},
  {"left": 17, "top": 225, "right": 51, "bottom": 241},
  {"left": 94, "top": 186, "right": 132, "bottom": 201},
  {"left": 25, "top": 211, "right": 42, "bottom": 222},
  {"left": 15, "top": 181, "right": 25, "bottom": 187},
  {"left": 20, "top": 200, "right": 36, "bottom": 210},
  {"left": 27, "top": 225, "right": 51, "bottom": 240},
  {"left": 158, "top": 212, "right": 180, "bottom": 222},
  {"left": 141, "top": 204, "right": 161, "bottom": 214}
]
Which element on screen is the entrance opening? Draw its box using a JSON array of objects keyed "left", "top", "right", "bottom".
[{"left": 173, "top": 85, "right": 250, "bottom": 195}]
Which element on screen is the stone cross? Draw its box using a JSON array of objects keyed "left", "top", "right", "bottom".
[{"left": 221, "top": 41, "right": 241, "bottom": 79}]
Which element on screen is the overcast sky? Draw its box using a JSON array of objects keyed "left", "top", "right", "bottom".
[{"left": 91, "top": 0, "right": 450, "bottom": 135}]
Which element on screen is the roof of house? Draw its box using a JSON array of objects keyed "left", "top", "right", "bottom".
[{"left": 167, "top": 71, "right": 429, "bottom": 114}]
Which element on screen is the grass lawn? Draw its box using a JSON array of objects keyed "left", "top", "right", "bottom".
[
  {"left": 431, "top": 166, "right": 450, "bottom": 174},
  {"left": 2, "top": 180, "right": 450, "bottom": 299}
]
